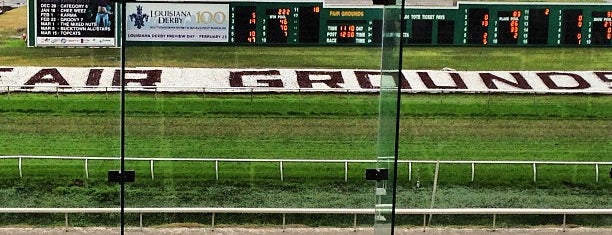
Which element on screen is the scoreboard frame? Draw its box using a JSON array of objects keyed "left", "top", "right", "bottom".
[{"left": 28, "top": 1, "right": 612, "bottom": 47}]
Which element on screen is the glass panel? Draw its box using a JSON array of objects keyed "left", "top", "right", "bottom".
[
  {"left": 122, "top": 0, "right": 381, "bottom": 232},
  {"left": 0, "top": 0, "right": 121, "bottom": 228},
  {"left": 399, "top": 0, "right": 612, "bottom": 231},
  {"left": 375, "top": 0, "right": 403, "bottom": 234}
]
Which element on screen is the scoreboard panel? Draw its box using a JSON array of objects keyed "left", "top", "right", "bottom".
[
  {"left": 29, "top": 1, "right": 612, "bottom": 47},
  {"left": 227, "top": 2, "right": 612, "bottom": 46},
  {"left": 591, "top": 11, "right": 612, "bottom": 45},
  {"left": 404, "top": 2, "right": 612, "bottom": 46}
]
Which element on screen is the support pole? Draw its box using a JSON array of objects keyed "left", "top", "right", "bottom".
[{"left": 428, "top": 161, "right": 440, "bottom": 225}]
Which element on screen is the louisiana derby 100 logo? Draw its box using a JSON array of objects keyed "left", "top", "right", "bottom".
[{"left": 129, "top": 5, "right": 149, "bottom": 29}]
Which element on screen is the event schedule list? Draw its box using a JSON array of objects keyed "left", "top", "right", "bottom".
[{"left": 37, "top": 0, "right": 113, "bottom": 38}]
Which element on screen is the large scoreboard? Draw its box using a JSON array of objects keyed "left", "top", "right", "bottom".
[
  {"left": 28, "top": 1, "right": 612, "bottom": 47},
  {"left": 228, "top": 2, "right": 381, "bottom": 45}
]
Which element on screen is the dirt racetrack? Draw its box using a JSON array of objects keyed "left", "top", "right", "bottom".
[{"left": 1, "top": 227, "right": 611, "bottom": 235}]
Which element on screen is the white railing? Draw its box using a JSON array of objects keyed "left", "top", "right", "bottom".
[
  {"left": 2, "top": 207, "right": 611, "bottom": 231},
  {"left": 3, "top": 85, "right": 612, "bottom": 94},
  {"left": 2, "top": 156, "right": 611, "bottom": 183}
]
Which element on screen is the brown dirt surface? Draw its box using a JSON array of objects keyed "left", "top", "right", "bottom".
[{"left": 0, "top": 6, "right": 27, "bottom": 34}]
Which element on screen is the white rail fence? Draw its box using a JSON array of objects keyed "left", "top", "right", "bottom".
[
  {"left": 2, "top": 207, "right": 612, "bottom": 231},
  {"left": 2, "top": 156, "right": 611, "bottom": 183},
  {"left": 4, "top": 85, "right": 612, "bottom": 94},
  {"left": 0, "top": 85, "right": 378, "bottom": 94}
]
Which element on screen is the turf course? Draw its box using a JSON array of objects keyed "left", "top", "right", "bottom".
[{"left": 0, "top": 93, "right": 610, "bottom": 227}]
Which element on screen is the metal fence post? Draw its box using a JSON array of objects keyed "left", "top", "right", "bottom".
[
  {"left": 85, "top": 159, "right": 89, "bottom": 179},
  {"left": 344, "top": 161, "right": 348, "bottom": 182},
  {"left": 595, "top": 164, "right": 599, "bottom": 182},
  {"left": 280, "top": 161, "right": 284, "bottom": 181},
  {"left": 65, "top": 213, "right": 69, "bottom": 231},
  {"left": 353, "top": 214, "right": 358, "bottom": 232},
  {"left": 563, "top": 214, "right": 567, "bottom": 232},
  {"left": 422, "top": 214, "right": 427, "bottom": 232},
  {"left": 492, "top": 214, "right": 496, "bottom": 231},
  {"left": 18, "top": 157, "right": 22, "bottom": 178},
  {"left": 408, "top": 162, "right": 412, "bottom": 181},
  {"left": 282, "top": 213, "right": 286, "bottom": 231},
  {"left": 428, "top": 161, "right": 440, "bottom": 225},
  {"left": 215, "top": 160, "right": 219, "bottom": 180},
  {"left": 471, "top": 163, "right": 475, "bottom": 182},
  {"left": 150, "top": 160, "right": 155, "bottom": 180},
  {"left": 211, "top": 213, "right": 215, "bottom": 231},
  {"left": 532, "top": 163, "right": 537, "bottom": 182}
]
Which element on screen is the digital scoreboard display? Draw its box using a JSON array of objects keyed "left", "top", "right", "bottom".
[
  {"left": 265, "top": 8, "right": 290, "bottom": 43},
  {"left": 527, "top": 8, "right": 550, "bottom": 44},
  {"left": 401, "top": 3, "right": 612, "bottom": 46},
  {"left": 466, "top": 8, "right": 489, "bottom": 44},
  {"left": 496, "top": 10, "right": 521, "bottom": 44},
  {"left": 299, "top": 6, "right": 320, "bottom": 43},
  {"left": 29, "top": 1, "right": 612, "bottom": 47},
  {"left": 590, "top": 11, "right": 612, "bottom": 45},
  {"left": 561, "top": 9, "right": 583, "bottom": 45},
  {"left": 232, "top": 6, "right": 257, "bottom": 43}
]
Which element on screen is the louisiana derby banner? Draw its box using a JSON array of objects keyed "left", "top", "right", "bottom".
[
  {"left": 126, "top": 3, "right": 229, "bottom": 42},
  {"left": 0, "top": 67, "right": 611, "bottom": 94}
]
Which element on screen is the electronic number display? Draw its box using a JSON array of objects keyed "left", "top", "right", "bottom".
[
  {"left": 403, "top": 3, "right": 612, "bottom": 46},
  {"left": 228, "top": 2, "right": 612, "bottom": 46},
  {"left": 29, "top": 1, "right": 612, "bottom": 47}
]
